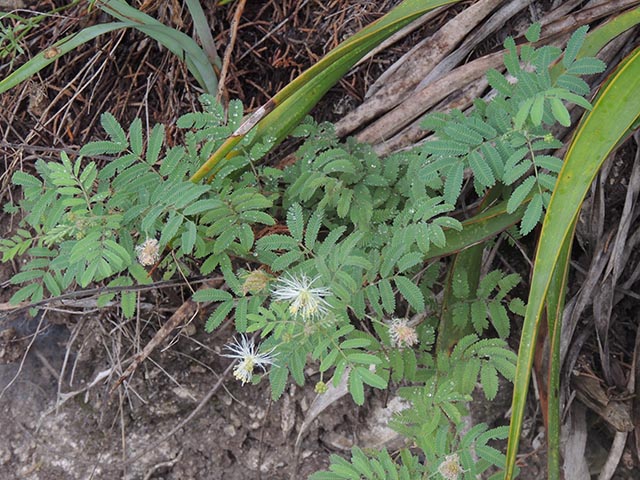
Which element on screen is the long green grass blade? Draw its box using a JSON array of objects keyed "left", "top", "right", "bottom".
[
  {"left": 0, "top": 22, "right": 130, "bottom": 94},
  {"left": 425, "top": 197, "right": 528, "bottom": 260},
  {"left": 189, "top": 0, "right": 463, "bottom": 182},
  {"left": 0, "top": 1, "right": 219, "bottom": 95},
  {"left": 0, "top": 0, "right": 82, "bottom": 70},
  {"left": 504, "top": 46, "right": 640, "bottom": 479},
  {"left": 545, "top": 226, "right": 573, "bottom": 480},
  {"left": 578, "top": 6, "right": 640, "bottom": 57},
  {"left": 184, "top": 0, "right": 221, "bottom": 70},
  {"left": 98, "top": 0, "right": 218, "bottom": 94}
]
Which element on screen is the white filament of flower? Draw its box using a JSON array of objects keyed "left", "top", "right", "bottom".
[
  {"left": 222, "top": 335, "right": 275, "bottom": 385},
  {"left": 388, "top": 318, "right": 419, "bottom": 348},
  {"left": 271, "top": 273, "right": 331, "bottom": 320},
  {"left": 135, "top": 238, "right": 159, "bottom": 266},
  {"left": 438, "top": 453, "right": 464, "bottom": 480}
]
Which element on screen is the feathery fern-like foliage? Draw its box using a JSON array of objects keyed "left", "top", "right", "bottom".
[{"left": 1, "top": 22, "right": 605, "bottom": 478}]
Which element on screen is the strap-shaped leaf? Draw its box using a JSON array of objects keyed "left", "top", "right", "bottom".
[{"left": 506, "top": 45, "right": 640, "bottom": 479}]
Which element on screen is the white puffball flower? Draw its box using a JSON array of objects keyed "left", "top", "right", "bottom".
[
  {"left": 437, "top": 453, "right": 465, "bottom": 480},
  {"left": 222, "top": 335, "right": 276, "bottom": 385},
  {"left": 271, "top": 273, "right": 331, "bottom": 321},
  {"left": 388, "top": 318, "right": 419, "bottom": 348},
  {"left": 136, "top": 238, "right": 160, "bottom": 266}
]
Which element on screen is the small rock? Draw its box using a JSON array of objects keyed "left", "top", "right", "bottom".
[
  {"left": 0, "top": 447, "right": 11, "bottom": 465},
  {"left": 172, "top": 386, "right": 197, "bottom": 401},
  {"left": 280, "top": 393, "right": 296, "bottom": 438},
  {"left": 229, "top": 412, "right": 242, "bottom": 428},
  {"left": 243, "top": 448, "right": 260, "bottom": 470},
  {"left": 223, "top": 424, "right": 236, "bottom": 437}
]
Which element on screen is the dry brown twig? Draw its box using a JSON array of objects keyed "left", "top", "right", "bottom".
[
  {"left": 217, "top": 0, "right": 247, "bottom": 104},
  {"left": 0, "top": 276, "right": 217, "bottom": 317}
]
